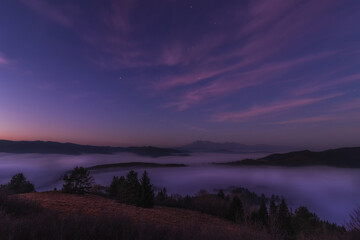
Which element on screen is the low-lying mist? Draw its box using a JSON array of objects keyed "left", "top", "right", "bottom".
[{"left": 0, "top": 152, "right": 359, "bottom": 225}]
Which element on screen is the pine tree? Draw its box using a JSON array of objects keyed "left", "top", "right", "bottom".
[
  {"left": 293, "top": 206, "right": 320, "bottom": 235},
  {"left": 115, "top": 176, "right": 127, "bottom": 202},
  {"left": 258, "top": 194, "right": 268, "bottom": 225},
  {"left": 229, "top": 196, "right": 244, "bottom": 223},
  {"left": 269, "top": 195, "right": 278, "bottom": 219},
  {"left": 123, "top": 170, "right": 140, "bottom": 205},
  {"left": 156, "top": 187, "right": 167, "bottom": 202},
  {"left": 269, "top": 195, "right": 278, "bottom": 229},
  {"left": 278, "top": 198, "right": 293, "bottom": 235},
  {"left": 62, "top": 166, "right": 94, "bottom": 194},
  {"left": 109, "top": 176, "right": 126, "bottom": 199},
  {"left": 112, "top": 170, "right": 154, "bottom": 208},
  {"left": 217, "top": 189, "right": 225, "bottom": 199},
  {"left": 109, "top": 176, "right": 120, "bottom": 198},
  {"left": 139, "top": 171, "right": 154, "bottom": 208}
]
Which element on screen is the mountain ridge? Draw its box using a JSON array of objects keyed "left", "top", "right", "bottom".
[
  {"left": 216, "top": 147, "right": 360, "bottom": 168},
  {"left": 0, "top": 140, "right": 185, "bottom": 157},
  {"left": 179, "top": 140, "right": 294, "bottom": 153}
]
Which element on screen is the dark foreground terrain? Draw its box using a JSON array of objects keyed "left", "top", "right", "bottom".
[
  {"left": 14, "top": 191, "right": 270, "bottom": 240},
  {"left": 0, "top": 190, "right": 357, "bottom": 240}
]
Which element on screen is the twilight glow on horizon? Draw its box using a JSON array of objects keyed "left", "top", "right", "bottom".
[{"left": 0, "top": 0, "right": 359, "bottom": 148}]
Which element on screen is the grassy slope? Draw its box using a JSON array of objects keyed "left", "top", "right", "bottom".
[{"left": 19, "top": 192, "right": 268, "bottom": 239}]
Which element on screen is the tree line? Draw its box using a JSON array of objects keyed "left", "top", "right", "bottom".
[
  {"left": 62, "top": 167, "right": 154, "bottom": 208},
  {"left": 1, "top": 168, "right": 359, "bottom": 240}
]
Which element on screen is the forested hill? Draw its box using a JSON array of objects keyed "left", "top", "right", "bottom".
[
  {"left": 218, "top": 147, "right": 360, "bottom": 168},
  {"left": 0, "top": 140, "right": 185, "bottom": 157}
]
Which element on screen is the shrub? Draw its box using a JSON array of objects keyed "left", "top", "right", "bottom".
[
  {"left": 62, "top": 166, "right": 94, "bottom": 194},
  {"left": 155, "top": 187, "right": 168, "bottom": 203},
  {"left": 89, "top": 184, "right": 107, "bottom": 196},
  {"left": 3, "top": 173, "right": 35, "bottom": 194}
]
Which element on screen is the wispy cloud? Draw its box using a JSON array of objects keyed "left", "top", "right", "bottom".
[
  {"left": 273, "top": 116, "right": 336, "bottom": 125},
  {"left": 294, "top": 73, "right": 360, "bottom": 96},
  {"left": 0, "top": 53, "right": 14, "bottom": 66},
  {"left": 273, "top": 112, "right": 360, "bottom": 125},
  {"left": 157, "top": 0, "right": 341, "bottom": 110},
  {"left": 22, "top": 0, "right": 73, "bottom": 26},
  {"left": 22, "top": 0, "right": 339, "bottom": 71},
  {"left": 167, "top": 51, "right": 337, "bottom": 111},
  {"left": 269, "top": 96, "right": 360, "bottom": 125},
  {"left": 212, "top": 93, "right": 343, "bottom": 122},
  {"left": 22, "top": 0, "right": 353, "bottom": 115},
  {"left": 67, "top": 92, "right": 91, "bottom": 101},
  {"left": 36, "top": 82, "right": 54, "bottom": 91},
  {"left": 332, "top": 97, "right": 360, "bottom": 112},
  {"left": 181, "top": 123, "right": 209, "bottom": 133}
]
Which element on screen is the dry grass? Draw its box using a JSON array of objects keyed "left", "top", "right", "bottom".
[{"left": 19, "top": 191, "right": 271, "bottom": 239}]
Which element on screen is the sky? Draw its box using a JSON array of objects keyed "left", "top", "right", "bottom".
[{"left": 0, "top": 0, "right": 359, "bottom": 149}]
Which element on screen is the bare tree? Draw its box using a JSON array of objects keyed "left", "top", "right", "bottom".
[{"left": 348, "top": 206, "right": 360, "bottom": 232}]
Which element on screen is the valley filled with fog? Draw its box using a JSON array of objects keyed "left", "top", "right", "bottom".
[{"left": 0, "top": 152, "right": 359, "bottom": 225}]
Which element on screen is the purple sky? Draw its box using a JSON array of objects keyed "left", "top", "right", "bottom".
[{"left": 0, "top": 0, "right": 359, "bottom": 148}]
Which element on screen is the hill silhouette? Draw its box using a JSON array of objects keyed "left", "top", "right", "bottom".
[
  {"left": 0, "top": 140, "right": 185, "bottom": 157},
  {"left": 179, "top": 140, "right": 293, "bottom": 153},
  {"left": 87, "top": 162, "right": 186, "bottom": 170},
  {"left": 217, "top": 147, "right": 360, "bottom": 168}
]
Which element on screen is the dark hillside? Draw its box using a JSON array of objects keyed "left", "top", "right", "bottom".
[
  {"left": 217, "top": 147, "right": 360, "bottom": 168},
  {"left": 0, "top": 140, "right": 185, "bottom": 157}
]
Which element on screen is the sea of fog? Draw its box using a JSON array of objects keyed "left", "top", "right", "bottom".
[{"left": 0, "top": 152, "right": 359, "bottom": 225}]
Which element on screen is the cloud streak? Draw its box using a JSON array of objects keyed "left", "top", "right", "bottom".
[
  {"left": 332, "top": 98, "right": 360, "bottom": 112},
  {"left": 156, "top": 0, "right": 342, "bottom": 110},
  {"left": 0, "top": 53, "right": 13, "bottom": 66},
  {"left": 167, "top": 51, "right": 337, "bottom": 111},
  {"left": 294, "top": 73, "right": 360, "bottom": 96},
  {"left": 273, "top": 116, "right": 335, "bottom": 125},
  {"left": 22, "top": 0, "right": 73, "bottom": 26},
  {"left": 21, "top": 0, "right": 359, "bottom": 121},
  {"left": 212, "top": 93, "right": 343, "bottom": 122},
  {"left": 273, "top": 112, "right": 360, "bottom": 125}
]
